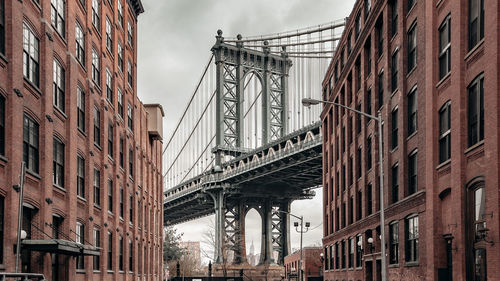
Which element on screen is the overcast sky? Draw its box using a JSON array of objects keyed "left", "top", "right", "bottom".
[{"left": 137, "top": 0, "right": 355, "bottom": 262}]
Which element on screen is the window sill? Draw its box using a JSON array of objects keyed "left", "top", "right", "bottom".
[
  {"left": 93, "top": 270, "right": 101, "bottom": 273},
  {"left": 52, "top": 29, "right": 68, "bottom": 47},
  {"left": 78, "top": 128, "right": 87, "bottom": 138},
  {"left": 0, "top": 154, "right": 8, "bottom": 164},
  {"left": 407, "top": 130, "right": 417, "bottom": 141},
  {"left": 53, "top": 106, "right": 68, "bottom": 121},
  {"left": 465, "top": 140, "right": 484, "bottom": 155},
  {"left": 23, "top": 78, "right": 42, "bottom": 97},
  {"left": 26, "top": 169, "right": 41, "bottom": 180},
  {"left": 465, "top": 39, "right": 485, "bottom": 61},
  {"left": 94, "top": 204, "right": 102, "bottom": 210},
  {"left": 406, "top": 3, "right": 417, "bottom": 17},
  {"left": 107, "top": 270, "right": 114, "bottom": 274},
  {"left": 404, "top": 261, "right": 419, "bottom": 267},
  {"left": 76, "top": 269, "right": 86, "bottom": 274},
  {"left": 53, "top": 184, "right": 67, "bottom": 193},
  {"left": 0, "top": 53, "right": 8, "bottom": 66},
  {"left": 94, "top": 143, "right": 102, "bottom": 151},
  {"left": 406, "top": 62, "right": 417, "bottom": 76},
  {"left": 77, "top": 196, "right": 87, "bottom": 203},
  {"left": 388, "top": 263, "right": 399, "bottom": 268},
  {"left": 436, "top": 159, "right": 451, "bottom": 170},
  {"left": 108, "top": 211, "right": 114, "bottom": 216},
  {"left": 436, "top": 72, "right": 451, "bottom": 89}
]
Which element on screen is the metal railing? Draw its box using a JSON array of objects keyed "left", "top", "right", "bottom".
[{"left": 0, "top": 273, "right": 46, "bottom": 281}]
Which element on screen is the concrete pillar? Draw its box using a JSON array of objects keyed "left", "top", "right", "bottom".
[
  {"left": 233, "top": 201, "right": 247, "bottom": 264},
  {"left": 260, "top": 199, "right": 274, "bottom": 264},
  {"left": 278, "top": 200, "right": 291, "bottom": 264}
]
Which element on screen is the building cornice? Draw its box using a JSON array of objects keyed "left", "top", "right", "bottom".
[{"left": 128, "top": 0, "right": 145, "bottom": 17}]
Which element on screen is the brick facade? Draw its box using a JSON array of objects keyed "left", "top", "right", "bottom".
[
  {"left": 321, "top": 0, "right": 499, "bottom": 280},
  {"left": 284, "top": 247, "right": 323, "bottom": 281},
  {"left": 0, "top": 0, "right": 164, "bottom": 280}
]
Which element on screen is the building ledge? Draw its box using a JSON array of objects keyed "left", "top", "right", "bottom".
[{"left": 22, "top": 239, "right": 100, "bottom": 256}]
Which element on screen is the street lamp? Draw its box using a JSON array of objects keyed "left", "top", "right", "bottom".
[
  {"left": 275, "top": 210, "right": 309, "bottom": 281},
  {"left": 302, "top": 97, "right": 387, "bottom": 281}
]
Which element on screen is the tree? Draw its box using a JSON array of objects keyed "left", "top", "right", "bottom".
[{"left": 163, "top": 227, "right": 184, "bottom": 263}]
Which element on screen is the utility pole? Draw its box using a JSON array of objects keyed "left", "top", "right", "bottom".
[{"left": 15, "top": 162, "right": 26, "bottom": 273}]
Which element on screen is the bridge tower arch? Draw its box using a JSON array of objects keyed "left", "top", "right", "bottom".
[{"left": 211, "top": 30, "right": 292, "bottom": 165}]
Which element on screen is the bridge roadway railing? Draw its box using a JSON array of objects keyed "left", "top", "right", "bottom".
[{"left": 164, "top": 124, "right": 322, "bottom": 203}]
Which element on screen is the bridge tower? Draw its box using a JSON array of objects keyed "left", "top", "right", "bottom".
[{"left": 209, "top": 30, "right": 293, "bottom": 265}]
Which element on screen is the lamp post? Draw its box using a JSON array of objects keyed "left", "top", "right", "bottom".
[
  {"left": 275, "top": 210, "right": 309, "bottom": 281},
  {"left": 302, "top": 98, "right": 387, "bottom": 281}
]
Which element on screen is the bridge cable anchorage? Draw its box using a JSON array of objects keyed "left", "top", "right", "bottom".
[
  {"left": 224, "top": 19, "right": 346, "bottom": 42},
  {"left": 162, "top": 54, "right": 214, "bottom": 156}
]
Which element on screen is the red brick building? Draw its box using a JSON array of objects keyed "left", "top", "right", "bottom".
[
  {"left": 284, "top": 247, "right": 323, "bottom": 281},
  {"left": 321, "top": 0, "right": 498, "bottom": 280},
  {"left": 0, "top": 0, "right": 164, "bottom": 280}
]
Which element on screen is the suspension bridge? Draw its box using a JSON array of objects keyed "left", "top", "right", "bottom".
[{"left": 163, "top": 19, "right": 346, "bottom": 265}]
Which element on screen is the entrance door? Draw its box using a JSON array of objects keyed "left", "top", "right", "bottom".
[{"left": 365, "top": 261, "right": 372, "bottom": 281}]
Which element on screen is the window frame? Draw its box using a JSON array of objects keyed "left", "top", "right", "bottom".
[
  {"left": 77, "top": 87, "right": 85, "bottom": 132},
  {"left": 23, "top": 23, "right": 40, "bottom": 87},
  {"left": 77, "top": 155, "right": 85, "bottom": 198},
  {"left": 53, "top": 137, "right": 65, "bottom": 188},
  {"left": 405, "top": 215, "right": 419, "bottom": 263},
  {"left": 23, "top": 114, "right": 39, "bottom": 173},
  {"left": 91, "top": 0, "right": 100, "bottom": 31},
  {"left": 468, "top": 0, "right": 484, "bottom": 50},
  {"left": 391, "top": 163, "right": 399, "bottom": 203},
  {"left": 391, "top": 107, "right": 398, "bottom": 149},
  {"left": 93, "top": 167, "right": 101, "bottom": 207},
  {"left": 467, "top": 74, "right": 484, "bottom": 147},
  {"left": 105, "top": 16, "right": 113, "bottom": 53},
  {"left": 439, "top": 15, "right": 451, "bottom": 80},
  {"left": 439, "top": 102, "right": 451, "bottom": 163},
  {"left": 407, "top": 22, "right": 417, "bottom": 73},
  {"left": 389, "top": 221, "right": 399, "bottom": 264},
  {"left": 407, "top": 87, "right": 417, "bottom": 135},
  {"left": 408, "top": 150, "right": 418, "bottom": 195},
  {"left": 50, "top": 0, "right": 65, "bottom": 38},
  {"left": 106, "top": 68, "right": 113, "bottom": 103},
  {"left": 93, "top": 228, "right": 101, "bottom": 271},
  {"left": 53, "top": 59, "right": 66, "bottom": 113},
  {"left": 75, "top": 21, "right": 85, "bottom": 66},
  {"left": 94, "top": 106, "right": 101, "bottom": 146}
]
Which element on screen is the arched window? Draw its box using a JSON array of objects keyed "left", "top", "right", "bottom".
[{"left": 466, "top": 180, "right": 487, "bottom": 281}]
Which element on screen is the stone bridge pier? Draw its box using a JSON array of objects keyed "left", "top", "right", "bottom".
[{"left": 206, "top": 189, "right": 292, "bottom": 265}]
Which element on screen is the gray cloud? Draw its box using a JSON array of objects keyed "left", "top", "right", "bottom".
[{"left": 137, "top": 0, "right": 355, "bottom": 261}]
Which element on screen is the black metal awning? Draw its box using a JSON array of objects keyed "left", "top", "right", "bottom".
[{"left": 22, "top": 239, "right": 100, "bottom": 256}]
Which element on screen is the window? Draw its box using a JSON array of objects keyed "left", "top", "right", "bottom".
[
  {"left": 408, "top": 87, "right": 417, "bottom": 135},
  {"left": 76, "top": 22, "right": 85, "bottom": 66},
  {"left": 355, "top": 58, "right": 361, "bottom": 92},
  {"left": 119, "top": 187, "right": 124, "bottom": 218},
  {"left": 389, "top": 222, "right": 399, "bottom": 264},
  {"left": 107, "top": 231, "right": 113, "bottom": 270},
  {"left": 0, "top": 196, "right": 4, "bottom": 264},
  {"left": 119, "top": 137, "right": 124, "bottom": 168},
  {"left": 118, "top": 42, "right": 124, "bottom": 72},
  {"left": 53, "top": 59, "right": 65, "bottom": 112},
  {"left": 365, "top": 39, "right": 372, "bottom": 75},
  {"left": 408, "top": 23, "right": 417, "bottom": 72},
  {"left": 0, "top": 95, "right": 4, "bottom": 156},
  {"left": 105, "top": 17, "right": 113, "bottom": 52},
  {"left": 129, "top": 194, "right": 133, "bottom": 224},
  {"left": 119, "top": 236, "right": 124, "bottom": 271},
  {"left": 53, "top": 138, "right": 65, "bottom": 188},
  {"left": 94, "top": 168, "right": 100, "bottom": 206},
  {"left": 348, "top": 156, "right": 353, "bottom": 186},
  {"left": 138, "top": 201, "right": 142, "bottom": 228},
  {"left": 108, "top": 179, "right": 113, "bottom": 213},
  {"left": 439, "top": 16, "right": 451, "bottom": 79},
  {"left": 127, "top": 22, "right": 133, "bottom": 47},
  {"left": 117, "top": 0, "right": 123, "bottom": 27},
  {"left": 391, "top": 164, "right": 399, "bottom": 203},
  {"left": 51, "top": 0, "right": 65, "bottom": 37},
  {"left": 128, "top": 147, "right": 134, "bottom": 179},
  {"left": 366, "top": 183, "right": 372, "bottom": 215},
  {"left": 128, "top": 240, "right": 133, "bottom": 272},
  {"left": 356, "top": 235, "right": 362, "bottom": 267},
  {"left": 341, "top": 240, "right": 346, "bottom": 268},
  {"left": 468, "top": 75, "right": 484, "bottom": 147},
  {"left": 348, "top": 238, "right": 354, "bottom": 268},
  {"left": 391, "top": 50, "right": 398, "bottom": 92},
  {"left": 348, "top": 196, "right": 353, "bottom": 224},
  {"left": 77, "top": 156, "right": 85, "bottom": 198},
  {"left": 378, "top": 71, "right": 384, "bottom": 109},
  {"left": 0, "top": 0, "right": 5, "bottom": 54},
  {"left": 23, "top": 114, "right": 39, "bottom": 173},
  {"left": 366, "top": 89, "right": 372, "bottom": 116},
  {"left": 347, "top": 31, "right": 352, "bottom": 55},
  {"left": 106, "top": 68, "right": 113, "bottom": 102},
  {"left": 92, "top": 49, "right": 100, "bottom": 85},
  {"left": 391, "top": 108, "right": 398, "bottom": 149},
  {"left": 23, "top": 23, "right": 40, "bottom": 87},
  {"left": 468, "top": 0, "right": 484, "bottom": 50},
  {"left": 94, "top": 107, "right": 101, "bottom": 146},
  {"left": 340, "top": 48, "right": 345, "bottom": 69},
  {"left": 355, "top": 12, "right": 361, "bottom": 39},
  {"left": 77, "top": 87, "right": 85, "bottom": 132},
  {"left": 108, "top": 123, "right": 114, "bottom": 158},
  {"left": 127, "top": 104, "right": 133, "bottom": 130},
  {"left": 348, "top": 116, "right": 353, "bottom": 144},
  {"left": 408, "top": 150, "right": 417, "bottom": 195},
  {"left": 466, "top": 182, "right": 486, "bottom": 281},
  {"left": 439, "top": 102, "right": 451, "bottom": 163},
  {"left": 118, "top": 89, "right": 124, "bottom": 118},
  {"left": 93, "top": 229, "right": 100, "bottom": 271},
  {"left": 405, "top": 215, "right": 419, "bottom": 262},
  {"left": 364, "top": 0, "right": 371, "bottom": 19},
  {"left": 376, "top": 18, "right": 383, "bottom": 58},
  {"left": 366, "top": 136, "right": 372, "bottom": 170},
  {"left": 92, "top": 0, "right": 100, "bottom": 30},
  {"left": 127, "top": 61, "right": 133, "bottom": 88},
  {"left": 356, "top": 104, "right": 362, "bottom": 135},
  {"left": 357, "top": 147, "right": 362, "bottom": 179},
  {"left": 76, "top": 222, "right": 84, "bottom": 269},
  {"left": 335, "top": 242, "right": 340, "bottom": 269},
  {"left": 390, "top": 0, "right": 398, "bottom": 37}
]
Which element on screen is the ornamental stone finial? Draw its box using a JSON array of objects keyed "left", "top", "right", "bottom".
[
  {"left": 237, "top": 34, "right": 242, "bottom": 40},
  {"left": 217, "top": 29, "right": 223, "bottom": 36}
]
